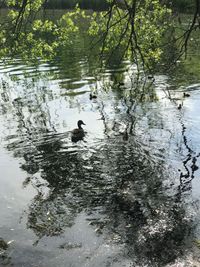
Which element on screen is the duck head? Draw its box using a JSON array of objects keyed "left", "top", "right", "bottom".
[{"left": 77, "top": 120, "right": 86, "bottom": 128}]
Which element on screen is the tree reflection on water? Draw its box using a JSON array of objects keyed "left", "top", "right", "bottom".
[
  {"left": 0, "top": 64, "right": 198, "bottom": 266},
  {"left": 5, "top": 105, "right": 194, "bottom": 266}
]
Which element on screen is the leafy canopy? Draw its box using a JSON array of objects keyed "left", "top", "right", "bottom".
[
  {"left": 88, "top": 0, "right": 172, "bottom": 69},
  {"left": 0, "top": 0, "right": 196, "bottom": 70}
]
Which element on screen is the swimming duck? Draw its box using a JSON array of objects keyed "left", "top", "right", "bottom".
[
  {"left": 183, "top": 92, "right": 190, "bottom": 97},
  {"left": 147, "top": 75, "right": 154, "bottom": 79},
  {"left": 71, "top": 120, "right": 86, "bottom": 142},
  {"left": 177, "top": 104, "right": 182, "bottom": 110},
  {"left": 89, "top": 93, "right": 97, "bottom": 100},
  {"left": 118, "top": 81, "right": 125, "bottom": 86}
]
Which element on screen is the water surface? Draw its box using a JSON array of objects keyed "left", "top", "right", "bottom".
[{"left": 1, "top": 15, "right": 200, "bottom": 267}]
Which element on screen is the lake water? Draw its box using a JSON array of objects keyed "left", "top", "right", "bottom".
[{"left": 1, "top": 12, "right": 200, "bottom": 267}]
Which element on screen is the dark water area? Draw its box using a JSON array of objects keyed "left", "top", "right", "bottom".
[{"left": 1, "top": 14, "right": 200, "bottom": 267}]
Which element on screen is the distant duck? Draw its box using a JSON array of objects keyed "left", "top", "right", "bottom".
[
  {"left": 147, "top": 75, "right": 155, "bottom": 82},
  {"left": 118, "top": 81, "right": 125, "bottom": 86},
  {"left": 71, "top": 120, "right": 86, "bottom": 142},
  {"left": 183, "top": 92, "right": 190, "bottom": 97},
  {"left": 177, "top": 104, "right": 182, "bottom": 110},
  {"left": 89, "top": 93, "right": 97, "bottom": 100},
  {"left": 147, "top": 75, "right": 154, "bottom": 79}
]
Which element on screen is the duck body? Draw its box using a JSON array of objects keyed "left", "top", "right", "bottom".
[
  {"left": 118, "top": 82, "right": 125, "bottom": 86},
  {"left": 71, "top": 120, "right": 86, "bottom": 142},
  {"left": 177, "top": 104, "right": 182, "bottom": 110},
  {"left": 89, "top": 93, "right": 97, "bottom": 100},
  {"left": 183, "top": 92, "right": 190, "bottom": 97}
]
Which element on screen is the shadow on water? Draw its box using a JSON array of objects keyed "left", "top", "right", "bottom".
[
  {"left": 0, "top": 72, "right": 198, "bottom": 267},
  {"left": 6, "top": 135, "right": 195, "bottom": 266}
]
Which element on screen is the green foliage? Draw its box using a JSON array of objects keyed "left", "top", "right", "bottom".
[
  {"left": 0, "top": 0, "right": 196, "bottom": 71},
  {"left": 0, "top": 2, "right": 86, "bottom": 60},
  {"left": 89, "top": 0, "right": 172, "bottom": 68}
]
